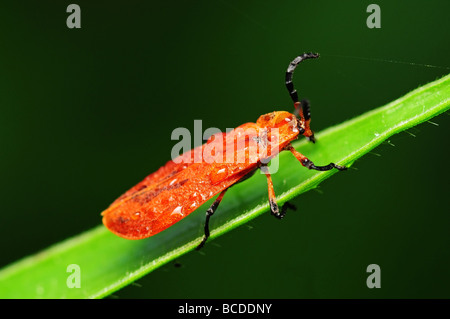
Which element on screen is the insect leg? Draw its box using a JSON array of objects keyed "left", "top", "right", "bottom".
[
  {"left": 286, "top": 144, "right": 347, "bottom": 171},
  {"left": 196, "top": 188, "right": 228, "bottom": 250},
  {"left": 261, "top": 165, "right": 297, "bottom": 219}
]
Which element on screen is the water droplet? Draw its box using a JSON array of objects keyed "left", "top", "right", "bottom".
[
  {"left": 171, "top": 206, "right": 184, "bottom": 217},
  {"left": 131, "top": 211, "right": 141, "bottom": 220},
  {"left": 210, "top": 166, "right": 228, "bottom": 184}
]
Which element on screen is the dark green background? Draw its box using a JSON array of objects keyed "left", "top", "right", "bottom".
[{"left": 1, "top": 0, "right": 449, "bottom": 298}]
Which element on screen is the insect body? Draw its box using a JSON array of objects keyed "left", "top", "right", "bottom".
[{"left": 102, "top": 53, "right": 346, "bottom": 249}]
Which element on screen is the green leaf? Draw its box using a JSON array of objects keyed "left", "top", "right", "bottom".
[{"left": 1, "top": 73, "right": 449, "bottom": 299}]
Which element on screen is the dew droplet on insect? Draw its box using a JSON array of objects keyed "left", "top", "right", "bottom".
[
  {"left": 231, "top": 166, "right": 240, "bottom": 173},
  {"left": 131, "top": 211, "right": 141, "bottom": 220},
  {"left": 171, "top": 206, "right": 184, "bottom": 217},
  {"left": 169, "top": 178, "right": 177, "bottom": 186},
  {"left": 210, "top": 166, "right": 228, "bottom": 184}
]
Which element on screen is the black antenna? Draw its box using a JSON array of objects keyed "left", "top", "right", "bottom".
[{"left": 285, "top": 53, "right": 319, "bottom": 104}]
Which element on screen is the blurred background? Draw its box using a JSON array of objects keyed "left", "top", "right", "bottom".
[{"left": 0, "top": 0, "right": 449, "bottom": 298}]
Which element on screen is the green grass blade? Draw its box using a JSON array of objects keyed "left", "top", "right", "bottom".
[{"left": 0, "top": 73, "right": 449, "bottom": 299}]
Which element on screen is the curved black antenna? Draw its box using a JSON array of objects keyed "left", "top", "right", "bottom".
[{"left": 285, "top": 52, "right": 320, "bottom": 105}]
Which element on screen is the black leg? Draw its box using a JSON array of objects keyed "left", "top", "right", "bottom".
[
  {"left": 196, "top": 188, "right": 228, "bottom": 250},
  {"left": 269, "top": 198, "right": 297, "bottom": 220},
  {"left": 287, "top": 144, "right": 347, "bottom": 172},
  {"left": 261, "top": 164, "right": 297, "bottom": 219},
  {"left": 304, "top": 160, "right": 346, "bottom": 171},
  {"left": 269, "top": 199, "right": 297, "bottom": 220}
]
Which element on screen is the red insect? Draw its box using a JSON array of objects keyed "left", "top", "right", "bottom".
[{"left": 102, "top": 53, "right": 346, "bottom": 249}]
